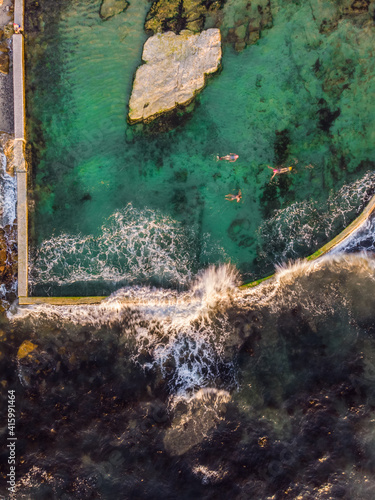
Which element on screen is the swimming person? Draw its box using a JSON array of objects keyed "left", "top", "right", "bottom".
[
  {"left": 217, "top": 154, "right": 239, "bottom": 162},
  {"left": 225, "top": 189, "right": 242, "bottom": 202},
  {"left": 268, "top": 165, "right": 293, "bottom": 181}
]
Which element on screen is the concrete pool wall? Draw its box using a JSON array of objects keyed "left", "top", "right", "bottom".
[{"left": 14, "top": 0, "right": 28, "bottom": 299}]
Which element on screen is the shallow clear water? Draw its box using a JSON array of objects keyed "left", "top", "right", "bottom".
[{"left": 25, "top": 0, "right": 375, "bottom": 295}]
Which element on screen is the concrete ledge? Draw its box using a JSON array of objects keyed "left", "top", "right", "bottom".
[
  {"left": 17, "top": 172, "right": 28, "bottom": 297},
  {"left": 14, "top": 0, "right": 24, "bottom": 27},
  {"left": 19, "top": 296, "right": 107, "bottom": 305}
]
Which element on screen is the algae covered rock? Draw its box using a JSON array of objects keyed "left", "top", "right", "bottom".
[
  {"left": 145, "top": 0, "right": 225, "bottom": 34},
  {"left": 221, "top": 0, "right": 273, "bottom": 51},
  {"left": 99, "top": 0, "right": 129, "bottom": 20},
  {"left": 128, "top": 28, "right": 222, "bottom": 123},
  {"left": 145, "top": 0, "right": 273, "bottom": 51},
  {"left": 312, "top": 0, "right": 375, "bottom": 33}
]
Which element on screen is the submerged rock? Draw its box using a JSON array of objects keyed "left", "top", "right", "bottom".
[
  {"left": 0, "top": 41, "right": 9, "bottom": 74},
  {"left": 99, "top": 0, "right": 129, "bottom": 20},
  {"left": 221, "top": 0, "right": 273, "bottom": 51},
  {"left": 128, "top": 28, "right": 221, "bottom": 123},
  {"left": 314, "top": 0, "right": 375, "bottom": 34}
]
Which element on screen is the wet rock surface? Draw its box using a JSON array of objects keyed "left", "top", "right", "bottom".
[
  {"left": 220, "top": 0, "right": 272, "bottom": 51},
  {"left": 145, "top": 0, "right": 225, "bottom": 34},
  {"left": 311, "top": 0, "right": 375, "bottom": 34},
  {"left": 145, "top": 0, "right": 273, "bottom": 50},
  {"left": 2, "top": 257, "right": 375, "bottom": 497},
  {"left": 99, "top": 0, "right": 129, "bottom": 20},
  {"left": 128, "top": 28, "right": 221, "bottom": 123},
  {"left": 0, "top": 134, "right": 17, "bottom": 308}
]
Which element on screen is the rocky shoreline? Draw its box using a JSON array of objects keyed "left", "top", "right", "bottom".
[{"left": 0, "top": 0, "right": 17, "bottom": 309}]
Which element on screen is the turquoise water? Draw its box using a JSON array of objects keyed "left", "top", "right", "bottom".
[{"left": 26, "top": 0, "right": 375, "bottom": 295}]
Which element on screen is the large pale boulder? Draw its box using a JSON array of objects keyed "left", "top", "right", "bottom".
[{"left": 128, "top": 28, "right": 222, "bottom": 123}]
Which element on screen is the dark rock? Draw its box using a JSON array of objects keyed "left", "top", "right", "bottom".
[
  {"left": 221, "top": 0, "right": 273, "bottom": 52},
  {"left": 145, "top": 0, "right": 225, "bottom": 34}
]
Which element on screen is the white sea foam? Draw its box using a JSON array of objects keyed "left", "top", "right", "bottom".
[
  {"left": 330, "top": 214, "right": 375, "bottom": 254},
  {"left": 258, "top": 171, "right": 375, "bottom": 265},
  {"left": 12, "top": 265, "right": 239, "bottom": 395},
  {"left": 30, "top": 203, "right": 226, "bottom": 289}
]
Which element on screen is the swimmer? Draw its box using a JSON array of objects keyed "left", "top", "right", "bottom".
[
  {"left": 268, "top": 165, "right": 293, "bottom": 181},
  {"left": 217, "top": 154, "right": 239, "bottom": 162},
  {"left": 225, "top": 189, "right": 242, "bottom": 203}
]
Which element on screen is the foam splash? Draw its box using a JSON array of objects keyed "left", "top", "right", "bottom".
[
  {"left": 12, "top": 265, "right": 239, "bottom": 395},
  {"left": 0, "top": 150, "right": 17, "bottom": 228},
  {"left": 258, "top": 171, "right": 375, "bottom": 266},
  {"left": 239, "top": 252, "right": 375, "bottom": 320},
  {"left": 331, "top": 213, "right": 375, "bottom": 254},
  {"left": 30, "top": 203, "right": 226, "bottom": 290}
]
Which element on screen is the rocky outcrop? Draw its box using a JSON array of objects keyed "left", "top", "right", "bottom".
[
  {"left": 17, "top": 340, "right": 38, "bottom": 360},
  {"left": 128, "top": 28, "right": 221, "bottom": 123},
  {"left": 313, "top": 0, "right": 375, "bottom": 34},
  {"left": 145, "top": 0, "right": 225, "bottom": 34},
  {"left": 144, "top": 0, "right": 273, "bottom": 51},
  {"left": 99, "top": 0, "right": 129, "bottom": 20}
]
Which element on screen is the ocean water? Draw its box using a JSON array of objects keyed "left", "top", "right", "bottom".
[
  {"left": 25, "top": 0, "right": 375, "bottom": 295},
  {"left": 2, "top": 245, "right": 375, "bottom": 498}
]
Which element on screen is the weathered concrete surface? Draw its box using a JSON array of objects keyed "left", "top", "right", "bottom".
[
  {"left": 128, "top": 28, "right": 221, "bottom": 123},
  {"left": 99, "top": 0, "right": 129, "bottom": 20},
  {"left": 19, "top": 297, "right": 107, "bottom": 305},
  {"left": 14, "top": 0, "right": 24, "bottom": 27},
  {"left": 13, "top": 35, "right": 25, "bottom": 140},
  {"left": 13, "top": 31, "right": 28, "bottom": 298},
  {"left": 17, "top": 171, "right": 27, "bottom": 297}
]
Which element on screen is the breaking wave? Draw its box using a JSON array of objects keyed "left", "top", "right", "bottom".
[
  {"left": 0, "top": 150, "right": 16, "bottom": 228},
  {"left": 11, "top": 253, "right": 375, "bottom": 397},
  {"left": 258, "top": 171, "right": 375, "bottom": 266},
  {"left": 30, "top": 203, "right": 227, "bottom": 290}
]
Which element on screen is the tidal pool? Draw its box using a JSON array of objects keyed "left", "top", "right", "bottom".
[{"left": 25, "top": 0, "right": 375, "bottom": 296}]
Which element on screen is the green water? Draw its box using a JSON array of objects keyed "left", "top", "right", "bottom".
[{"left": 26, "top": 0, "right": 375, "bottom": 295}]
